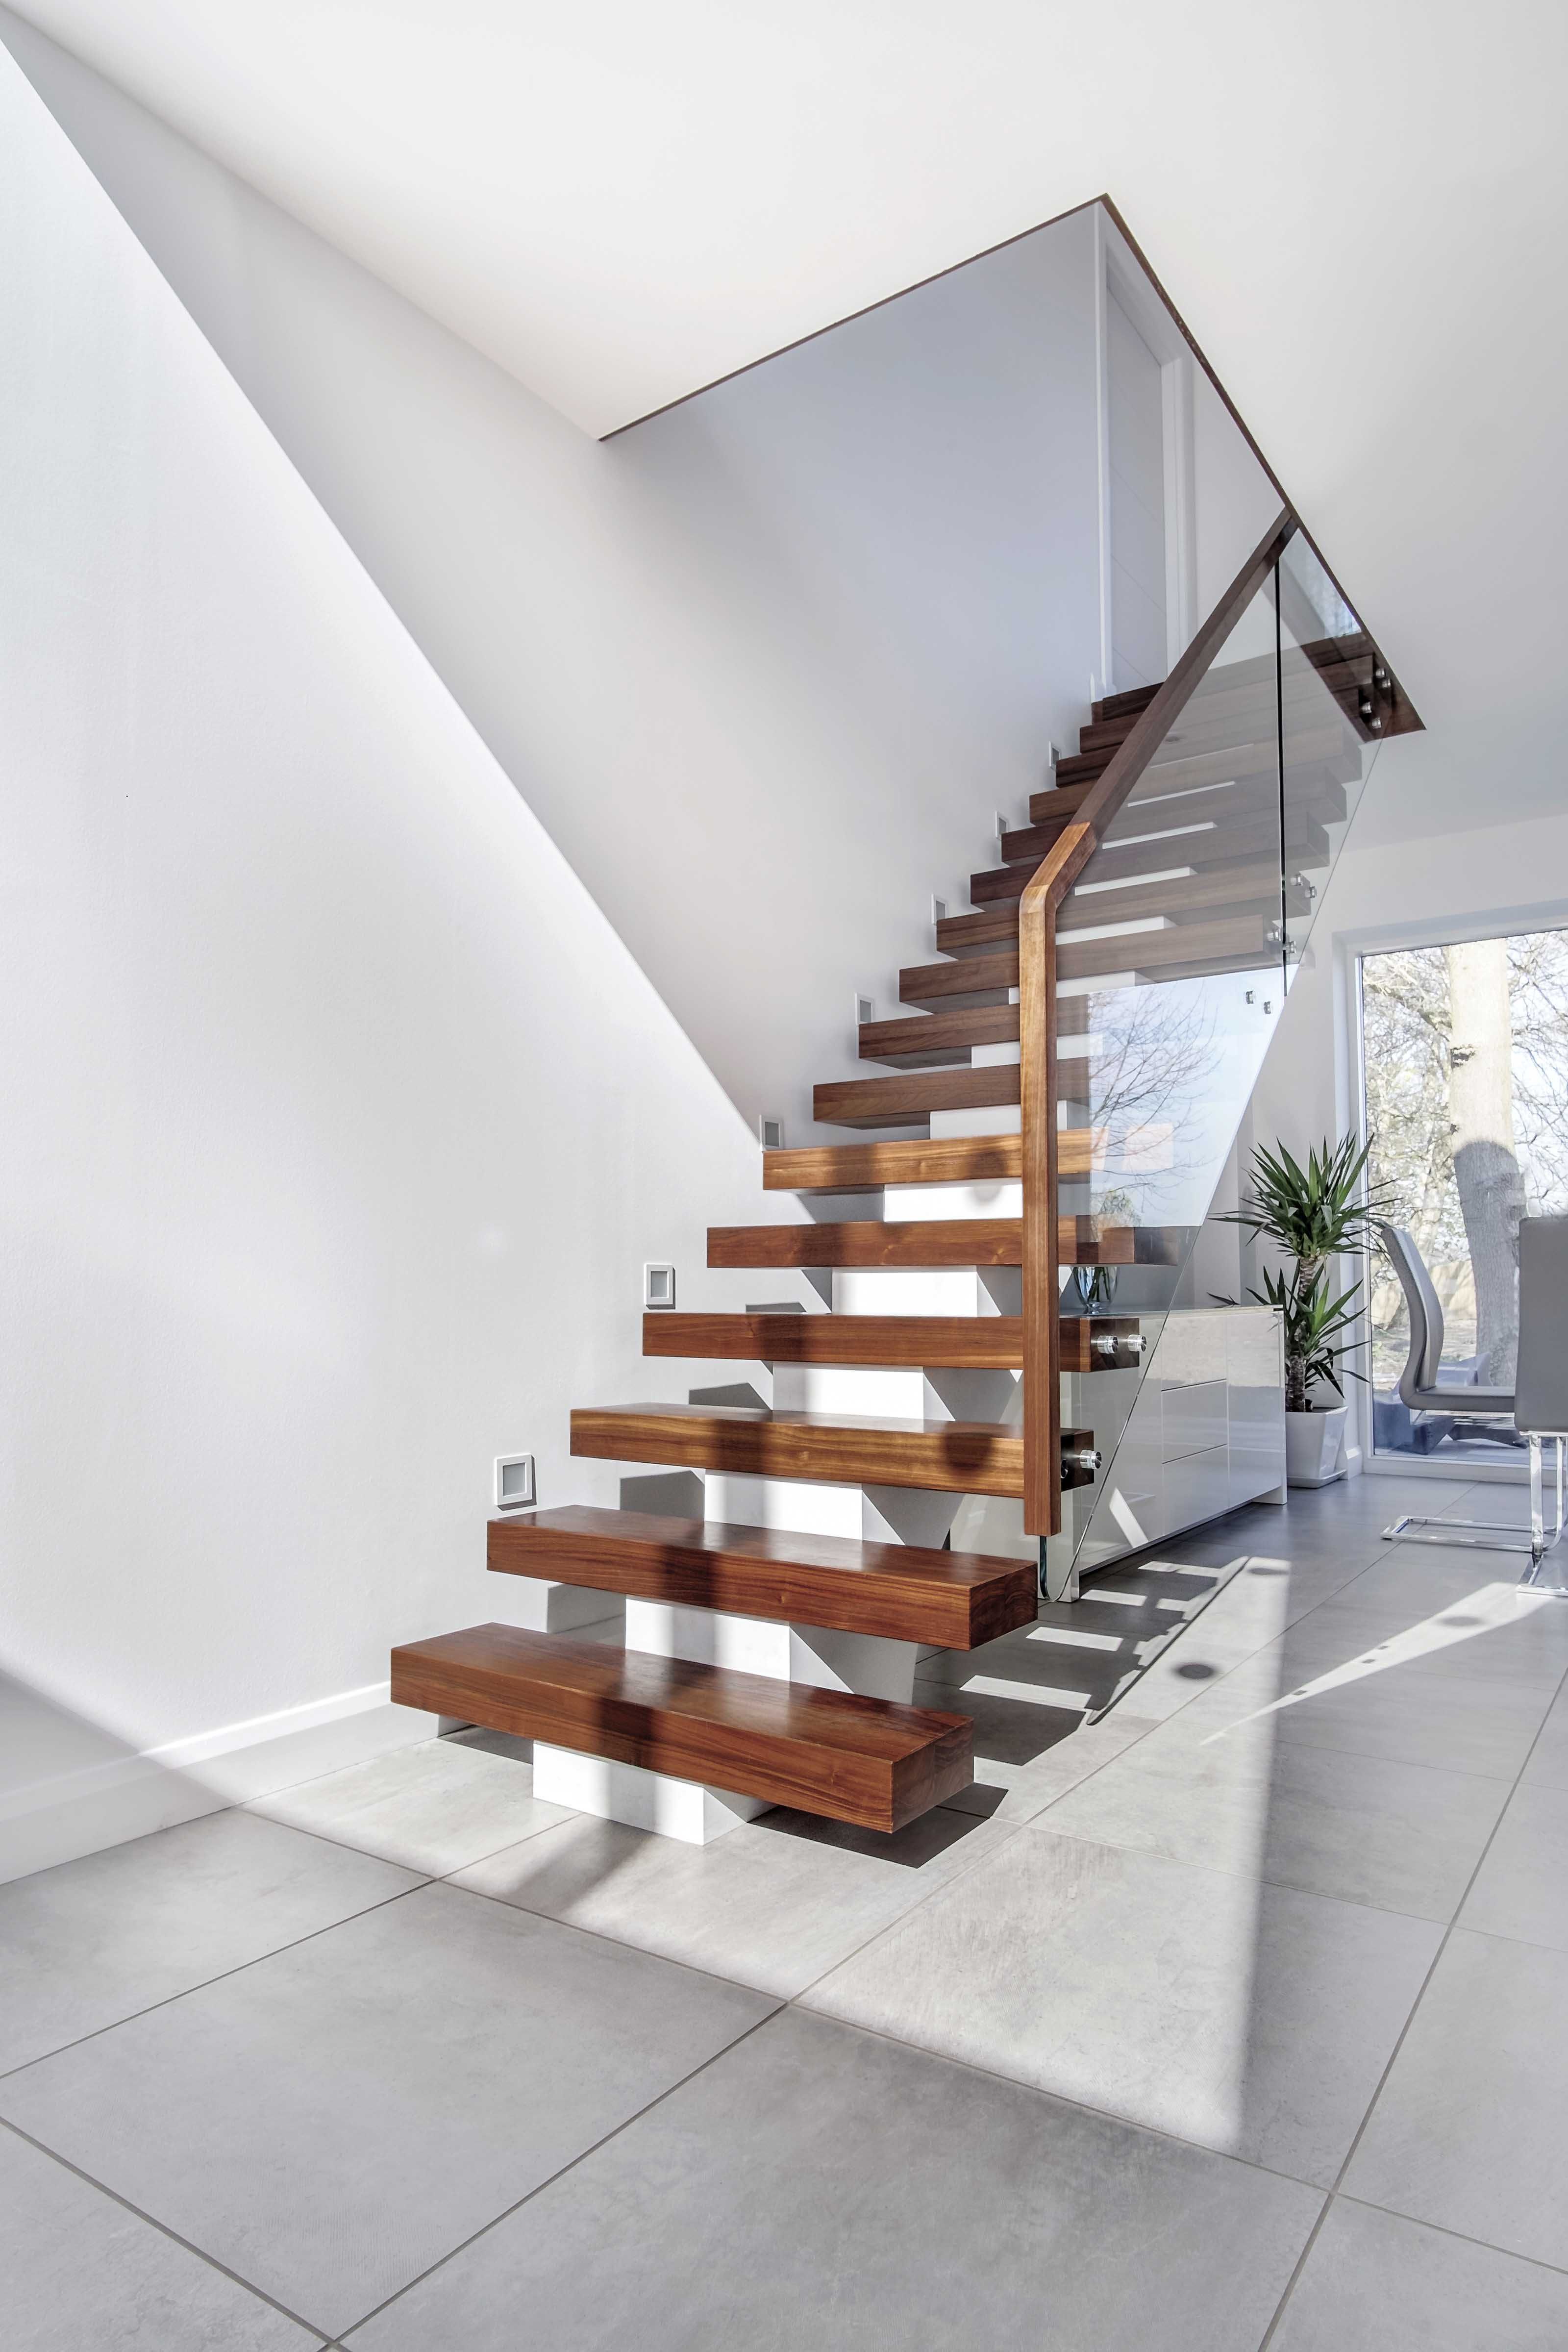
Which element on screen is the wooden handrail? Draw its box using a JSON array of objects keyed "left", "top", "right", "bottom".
[{"left": 1019, "top": 508, "right": 1299, "bottom": 1539}]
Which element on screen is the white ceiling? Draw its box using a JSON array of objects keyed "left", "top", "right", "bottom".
[{"left": 9, "top": 0, "right": 1568, "bottom": 816}]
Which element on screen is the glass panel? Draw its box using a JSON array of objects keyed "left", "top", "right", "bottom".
[
  {"left": 1276, "top": 534, "right": 1386, "bottom": 953},
  {"left": 1055, "top": 580, "right": 1286, "bottom": 1576},
  {"left": 1361, "top": 927, "right": 1568, "bottom": 1466}
]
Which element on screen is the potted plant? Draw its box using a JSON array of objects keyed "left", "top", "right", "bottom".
[{"left": 1224, "top": 1135, "right": 1385, "bottom": 1487}]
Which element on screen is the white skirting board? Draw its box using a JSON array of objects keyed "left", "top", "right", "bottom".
[{"left": 0, "top": 1681, "right": 441, "bottom": 1887}]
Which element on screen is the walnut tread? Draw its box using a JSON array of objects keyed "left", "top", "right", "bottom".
[
  {"left": 645, "top": 1311, "right": 1025, "bottom": 1366},
  {"left": 390, "top": 1623, "right": 974, "bottom": 1832},
  {"left": 763, "top": 1135, "right": 1024, "bottom": 1189},
  {"left": 570, "top": 1401, "right": 1032, "bottom": 1495},
  {"left": 486, "top": 1505, "right": 1037, "bottom": 1647},
  {"left": 814, "top": 1065, "right": 1021, "bottom": 1126},
  {"left": 643, "top": 1310, "right": 1137, "bottom": 1373},
  {"left": 706, "top": 1217, "right": 1142, "bottom": 1267},
  {"left": 761, "top": 1132, "right": 1121, "bottom": 1188}
]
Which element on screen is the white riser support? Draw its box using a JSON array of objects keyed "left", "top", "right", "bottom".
[{"left": 530, "top": 1747, "right": 768, "bottom": 1844}]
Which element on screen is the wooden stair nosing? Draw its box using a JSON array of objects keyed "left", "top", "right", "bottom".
[
  {"left": 485, "top": 1505, "right": 1037, "bottom": 1649},
  {"left": 569, "top": 1401, "right": 1033, "bottom": 1497},
  {"left": 706, "top": 1218, "right": 1141, "bottom": 1268},
  {"left": 390, "top": 1622, "right": 973, "bottom": 1833}
]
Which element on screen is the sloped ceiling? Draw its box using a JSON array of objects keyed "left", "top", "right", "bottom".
[{"left": 8, "top": 0, "right": 1568, "bottom": 826}]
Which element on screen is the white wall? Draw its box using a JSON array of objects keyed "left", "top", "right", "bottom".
[
  {"left": 2, "top": 11, "right": 1135, "bottom": 1147},
  {"left": 0, "top": 46, "right": 800, "bottom": 1877}
]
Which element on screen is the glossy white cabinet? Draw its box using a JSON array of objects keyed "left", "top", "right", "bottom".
[{"left": 1073, "top": 1305, "right": 1285, "bottom": 1568}]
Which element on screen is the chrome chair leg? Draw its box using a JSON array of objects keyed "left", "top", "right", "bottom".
[
  {"left": 1383, "top": 1431, "right": 1567, "bottom": 1560},
  {"left": 1519, "top": 1435, "right": 1568, "bottom": 1595}
]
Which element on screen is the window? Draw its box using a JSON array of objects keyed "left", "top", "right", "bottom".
[{"left": 1359, "top": 926, "right": 1568, "bottom": 1463}]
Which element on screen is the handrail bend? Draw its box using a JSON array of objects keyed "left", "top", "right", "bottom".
[{"left": 1020, "top": 509, "right": 1299, "bottom": 1539}]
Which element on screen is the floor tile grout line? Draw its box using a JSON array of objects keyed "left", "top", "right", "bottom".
[
  {"left": 6, "top": 1501, "right": 1543, "bottom": 2340},
  {"left": 343, "top": 1999, "right": 1345, "bottom": 2344},
  {"left": 1004, "top": 1810, "right": 1479, "bottom": 1930},
  {"left": 779, "top": 2001, "right": 1339, "bottom": 2198},
  {"left": 1329, "top": 2187, "right": 1568, "bottom": 2280},
  {"left": 1252, "top": 1641, "right": 1568, "bottom": 2349},
  {"left": 773, "top": 1817, "right": 1032, "bottom": 2008},
  {"left": 0, "top": 1881, "right": 428, "bottom": 2086},
  {"left": 0, "top": 2110, "right": 331, "bottom": 2340},
  {"left": 329, "top": 2005, "right": 785, "bottom": 2341}
]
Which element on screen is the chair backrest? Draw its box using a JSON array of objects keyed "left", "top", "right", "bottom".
[
  {"left": 1378, "top": 1223, "right": 1444, "bottom": 1407},
  {"left": 1514, "top": 1217, "right": 1568, "bottom": 1434}
]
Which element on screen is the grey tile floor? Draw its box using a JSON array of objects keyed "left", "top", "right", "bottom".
[{"left": 5, "top": 1472, "right": 1568, "bottom": 2347}]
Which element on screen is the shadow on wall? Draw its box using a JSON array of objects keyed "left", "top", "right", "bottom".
[
  {"left": 0, "top": 1669, "right": 228, "bottom": 1886},
  {"left": 0, "top": 1666, "right": 442, "bottom": 1889}
]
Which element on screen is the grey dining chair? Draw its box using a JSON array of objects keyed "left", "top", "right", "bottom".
[
  {"left": 1378, "top": 1221, "right": 1564, "bottom": 1567},
  {"left": 1514, "top": 1216, "right": 1568, "bottom": 1589}
]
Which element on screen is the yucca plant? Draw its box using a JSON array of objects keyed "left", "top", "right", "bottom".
[{"left": 1224, "top": 1135, "right": 1388, "bottom": 1414}]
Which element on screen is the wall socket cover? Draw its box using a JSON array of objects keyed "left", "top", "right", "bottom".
[
  {"left": 644, "top": 1262, "right": 676, "bottom": 1308},
  {"left": 494, "top": 1453, "right": 535, "bottom": 1510}
]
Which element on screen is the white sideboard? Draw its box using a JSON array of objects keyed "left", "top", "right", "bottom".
[{"left": 1070, "top": 1305, "right": 1286, "bottom": 1576}]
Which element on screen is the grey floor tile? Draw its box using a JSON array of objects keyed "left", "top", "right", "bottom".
[
  {"left": 1272, "top": 2195, "right": 1568, "bottom": 2350},
  {"left": 453, "top": 1803, "right": 1011, "bottom": 1997},
  {"left": 0, "top": 1881, "right": 772, "bottom": 2339},
  {"left": 1459, "top": 1781, "right": 1568, "bottom": 1951},
  {"left": 1345, "top": 1928, "right": 1568, "bottom": 2270},
  {"left": 1167, "top": 1636, "right": 1556, "bottom": 1781},
  {"left": 938, "top": 1706, "right": 1160, "bottom": 1823},
  {"left": 1038, "top": 1714, "right": 1508, "bottom": 1919},
  {"left": 0, "top": 1809, "right": 421, "bottom": 2076},
  {"left": 800, "top": 1825, "right": 1438, "bottom": 2183},
  {"left": 248, "top": 1736, "right": 572, "bottom": 1875},
  {"left": 0, "top": 2124, "right": 321, "bottom": 2350},
  {"left": 1520, "top": 1684, "right": 1568, "bottom": 1791},
  {"left": 346, "top": 2007, "right": 1320, "bottom": 2352},
  {"left": 1431, "top": 1481, "right": 1536, "bottom": 1527},
  {"left": 1286, "top": 1596, "right": 1568, "bottom": 1697}
]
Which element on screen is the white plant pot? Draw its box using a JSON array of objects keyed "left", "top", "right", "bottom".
[{"left": 1285, "top": 1405, "right": 1349, "bottom": 1488}]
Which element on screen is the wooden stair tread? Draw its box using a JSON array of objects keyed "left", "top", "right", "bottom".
[
  {"left": 936, "top": 864, "right": 1311, "bottom": 956},
  {"left": 970, "top": 817, "right": 1329, "bottom": 904},
  {"left": 900, "top": 911, "right": 1280, "bottom": 1005},
  {"left": 486, "top": 1505, "right": 1037, "bottom": 1648},
  {"left": 643, "top": 1310, "right": 1140, "bottom": 1375},
  {"left": 646, "top": 1310, "right": 1025, "bottom": 1366},
  {"left": 1092, "top": 683, "right": 1160, "bottom": 725},
  {"left": 390, "top": 1623, "right": 973, "bottom": 1833},
  {"left": 570, "top": 1400, "right": 1046, "bottom": 1497},
  {"left": 762, "top": 1133, "right": 1128, "bottom": 1189},
  {"left": 707, "top": 1217, "right": 1147, "bottom": 1267},
  {"left": 814, "top": 1065, "right": 1020, "bottom": 1127},
  {"left": 859, "top": 1005, "right": 1019, "bottom": 1063},
  {"left": 764, "top": 1135, "right": 1022, "bottom": 1189}
]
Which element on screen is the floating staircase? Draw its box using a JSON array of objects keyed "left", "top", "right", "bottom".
[{"left": 395, "top": 519, "right": 1397, "bottom": 1844}]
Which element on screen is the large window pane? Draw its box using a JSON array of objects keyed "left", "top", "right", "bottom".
[{"left": 1361, "top": 927, "right": 1568, "bottom": 1462}]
